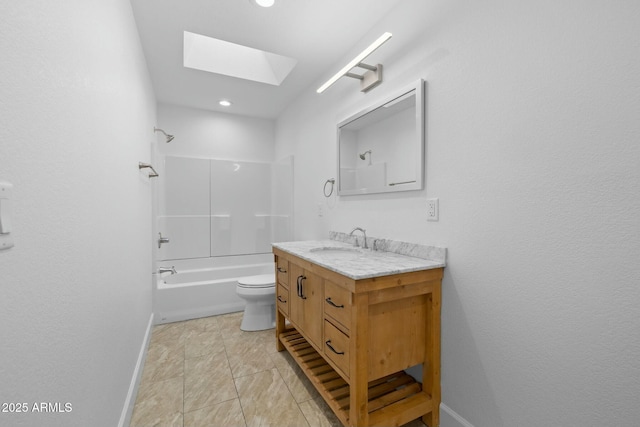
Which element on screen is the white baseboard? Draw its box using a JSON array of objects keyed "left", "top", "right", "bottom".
[
  {"left": 118, "top": 312, "right": 154, "bottom": 427},
  {"left": 440, "top": 403, "right": 475, "bottom": 427}
]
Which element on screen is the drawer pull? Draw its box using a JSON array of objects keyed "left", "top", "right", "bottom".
[
  {"left": 325, "top": 297, "right": 344, "bottom": 308},
  {"left": 325, "top": 340, "right": 344, "bottom": 355},
  {"left": 277, "top": 296, "right": 287, "bottom": 303},
  {"left": 277, "top": 267, "right": 287, "bottom": 273}
]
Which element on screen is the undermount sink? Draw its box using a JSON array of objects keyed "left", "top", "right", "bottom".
[{"left": 309, "top": 246, "right": 363, "bottom": 259}]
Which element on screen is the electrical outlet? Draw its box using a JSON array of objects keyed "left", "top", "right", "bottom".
[{"left": 427, "top": 198, "right": 439, "bottom": 221}]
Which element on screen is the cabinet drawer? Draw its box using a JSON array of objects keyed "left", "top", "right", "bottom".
[
  {"left": 276, "top": 257, "right": 289, "bottom": 288},
  {"left": 324, "top": 320, "right": 350, "bottom": 377},
  {"left": 276, "top": 284, "right": 289, "bottom": 316},
  {"left": 324, "top": 280, "right": 351, "bottom": 331}
]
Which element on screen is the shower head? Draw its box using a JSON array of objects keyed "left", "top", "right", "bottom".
[
  {"left": 154, "top": 127, "right": 175, "bottom": 143},
  {"left": 359, "top": 150, "right": 372, "bottom": 160}
]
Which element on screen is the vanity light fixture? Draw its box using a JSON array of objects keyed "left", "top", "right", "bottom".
[
  {"left": 219, "top": 100, "right": 232, "bottom": 107},
  {"left": 317, "top": 32, "right": 392, "bottom": 94}
]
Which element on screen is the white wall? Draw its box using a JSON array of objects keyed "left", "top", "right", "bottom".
[
  {"left": 156, "top": 103, "right": 275, "bottom": 161},
  {"left": 276, "top": 1, "right": 640, "bottom": 426},
  {"left": 0, "top": 1, "right": 156, "bottom": 426}
]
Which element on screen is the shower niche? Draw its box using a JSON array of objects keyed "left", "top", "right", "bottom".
[
  {"left": 157, "top": 155, "right": 293, "bottom": 261},
  {"left": 337, "top": 79, "right": 424, "bottom": 196}
]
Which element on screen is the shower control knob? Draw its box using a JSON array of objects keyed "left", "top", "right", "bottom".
[{"left": 158, "top": 232, "right": 170, "bottom": 248}]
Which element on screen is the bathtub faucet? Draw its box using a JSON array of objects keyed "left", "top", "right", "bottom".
[
  {"left": 158, "top": 266, "right": 177, "bottom": 275},
  {"left": 349, "top": 227, "right": 368, "bottom": 249}
]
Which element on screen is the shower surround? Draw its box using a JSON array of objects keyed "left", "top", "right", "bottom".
[{"left": 154, "top": 155, "right": 293, "bottom": 323}]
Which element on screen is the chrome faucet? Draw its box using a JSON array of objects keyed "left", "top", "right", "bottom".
[
  {"left": 349, "top": 227, "right": 368, "bottom": 249},
  {"left": 158, "top": 266, "right": 177, "bottom": 275}
]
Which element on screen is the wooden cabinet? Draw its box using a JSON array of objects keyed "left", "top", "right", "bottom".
[
  {"left": 274, "top": 248, "right": 443, "bottom": 427},
  {"left": 288, "top": 263, "right": 323, "bottom": 349}
]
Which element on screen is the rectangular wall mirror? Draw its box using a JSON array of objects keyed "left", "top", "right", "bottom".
[{"left": 337, "top": 79, "right": 425, "bottom": 196}]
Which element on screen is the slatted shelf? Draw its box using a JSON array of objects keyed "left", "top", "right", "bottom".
[{"left": 279, "top": 330, "right": 432, "bottom": 427}]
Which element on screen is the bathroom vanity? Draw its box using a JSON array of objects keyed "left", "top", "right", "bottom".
[{"left": 272, "top": 236, "right": 445, "bottom": 427}]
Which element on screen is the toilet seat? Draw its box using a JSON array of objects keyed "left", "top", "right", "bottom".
[{"left": 237, "top": 273, "right": 275, "bottom": 289}]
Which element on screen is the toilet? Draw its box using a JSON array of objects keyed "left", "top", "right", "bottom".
[{"left": 236, "top": 273, "right": 276, "bottom": 331}]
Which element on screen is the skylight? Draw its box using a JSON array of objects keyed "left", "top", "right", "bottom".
[{"left": 183, "top": 31, "right": 297, "bottom": 86}]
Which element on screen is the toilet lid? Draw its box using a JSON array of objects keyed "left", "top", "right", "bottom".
[{"left": 238, "top": 273, "right": 275, "bottom": 288}]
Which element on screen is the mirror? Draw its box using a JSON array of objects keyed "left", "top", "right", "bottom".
[{"left": 337, "top": 79, "right": 424, "bottom": 196}]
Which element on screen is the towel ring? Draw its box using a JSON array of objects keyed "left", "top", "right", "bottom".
[{"left": 323, "top": 178, "right": 335, "bottom": 198}]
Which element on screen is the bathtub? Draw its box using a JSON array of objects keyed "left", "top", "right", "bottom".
[{"left": 154, "top": 253, "right": 274, "bottom": 324}]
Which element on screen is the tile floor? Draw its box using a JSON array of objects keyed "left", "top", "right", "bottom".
[{"left": 130, "top": 311, "right": 428, "bottom": 427}]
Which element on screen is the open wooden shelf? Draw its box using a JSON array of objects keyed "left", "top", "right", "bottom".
[{"left": 279, "top": 329, "right": 433, "bottom": 427}]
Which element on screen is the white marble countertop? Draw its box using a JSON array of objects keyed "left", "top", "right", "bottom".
[{"left": 272, "top": 237, "right": 446, "bottom": 280}]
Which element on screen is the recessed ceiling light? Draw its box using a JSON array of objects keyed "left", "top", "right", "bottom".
[
  {"left": 252, "top": 0, "right": 274, "bottom": 7},
  {"left": 219, "top": 100, "right": 232, "bottom": 107}
]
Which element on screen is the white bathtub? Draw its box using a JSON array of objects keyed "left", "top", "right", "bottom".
[{"left": 154, "top": 254, "right": 274, "bottom": 324}]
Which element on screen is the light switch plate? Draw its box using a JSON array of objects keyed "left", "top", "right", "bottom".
[
  {"left": 0, "top": 182, "right": 13, "bottom": 235},
  {"left": 0, "top": 181, "right": 14, "bottom": 249},
  {"left": 0, "top": 199, "right": 11, "bottom": 234},
  {"left": 0, "top": 182, "right": 11, "bottom": 199}
]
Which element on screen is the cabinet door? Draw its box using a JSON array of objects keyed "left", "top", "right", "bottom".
[
  {"left": 299, "top": 269, "right": 323, "bottom": 348},
  {"left": 288, "top": 263, "right": 304, "bottom": 327},
  {"left": 289, "top": 263, "right": 323, "bottom": 349}
]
